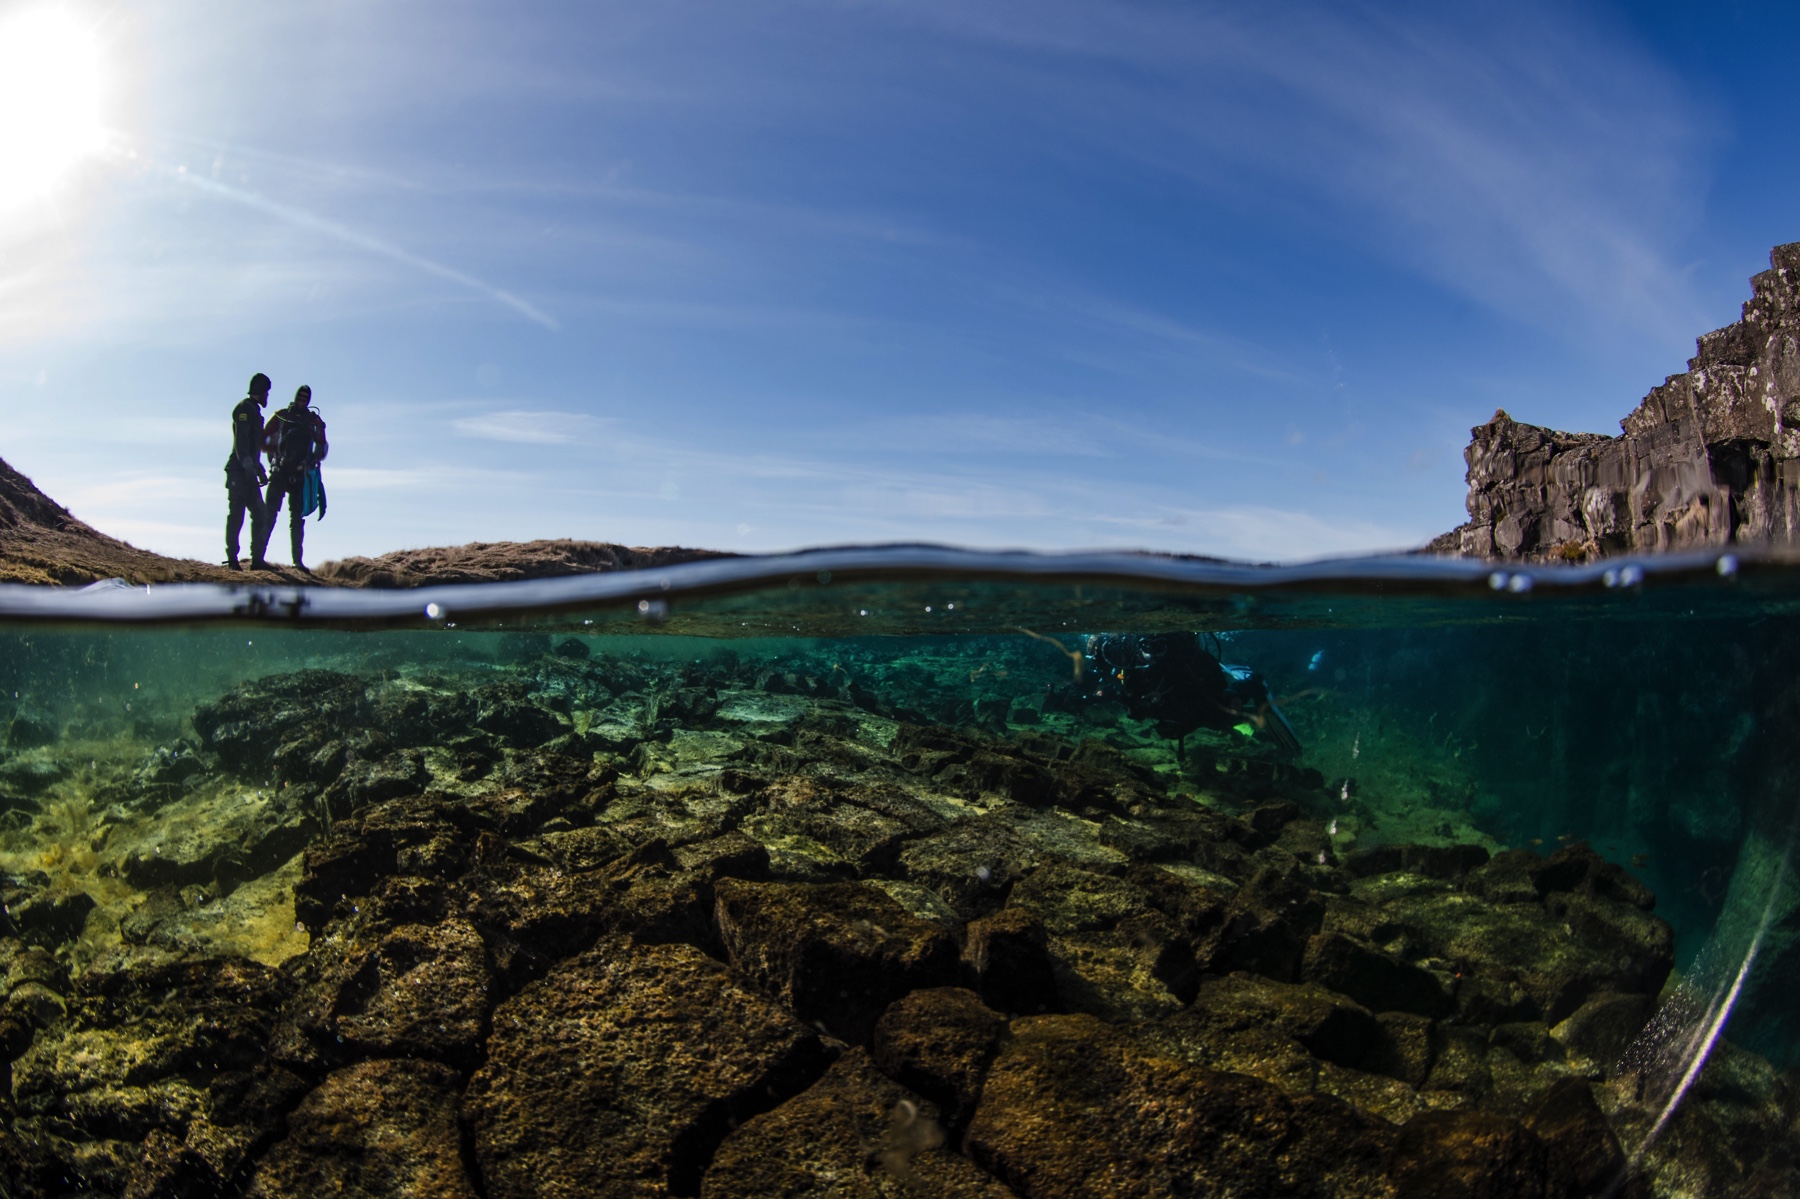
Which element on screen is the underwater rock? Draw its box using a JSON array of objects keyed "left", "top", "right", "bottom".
[
  {"left": 1390, "top": 1110, "right": 1554, "bottom": 1199},
  {"left": 892, "top": 724, "right": 1059, "bottom": 808},
  {"left": 1525, "top": 1078, "right": 1640, "bottom": 1199},
  {"left": 5, "top": 710, "right": 56, "bottom": 750},
  {"left": 1158, "top": 972, "right": 1382, "bottom": 1073},
  {"left": 0, "top": 637, "right": 1784, "bottom": 1197},
  {"left": 192, "top": 671, "right": 371, "bottom": 778},
  {"left": 551, "top": 636, "right": 589, "bottom": 660},
  {"left": 472, "top": 681, "right": 567, "bottom": 747},
  {"left": 1, "top": 875, "right": 95, "bottom": 948},
  {"left": 1467, "top": 849, "right": 1551, "bottom": 905},
  {"left": 1363, "top": 1011, "right": 1437, "bottom": 1088},
  {"left": 964, "top": 1012, "right": 1397, "bottom": 1199},
  {"left": 280, "top": 919, "right": 492, "bottom": 1070},
  {"left": 1008, "top": 859, "right": 1150, "bottom": 934},
  {"left": 1135, "top": 974, "right": 1427, "bottom": 1123},
  {"left": 962, "top": 907, "right": 1060, "bottom": 1014},
  {"left": 1531, "top": 842, "right": 1657, "bottom": 911},
  {"left": 894, "top": 816, "right": 1040, "bottom": 919},
  {"left": 741, "top": 774, "right": 945, "bottom": 879},
  {"left": 1201, "top": 861, "right": 1327, "bottom": 981},
  {"left": 243, "top": 1058, "right": 479, "bottom": 1199},
  {"left": 460, "top": 839, "right": 715, "bottom": 980},
  {"left": 134, "top": 744, "right": 206, "bottom": 790},
  {"left": 701, "top": 1047, "right": 1016, "bottom": 1198},
  {"left": 1301, "top": 930, "right": 1450, "bottom": 1017},
  {"left": 293, "top": 796, "right": 473, "bottom": 932},
  {"left": 715, "top": 878, "right": 961, "bottom": 1044},
  {"left": 1333, "top": 867, "right": 1673, "bottom": 1028},
  {"left": 1552, "top": 991, "right": 1658, "bottom": 1075},
  {"left": 463, "top": 936, "right": 829, "bottom": 1199},
  {"left": 316, "top": 749, "right": 429, "bottom": 817},
  {"left": 1008, "top": 860, "right": 1202, "bottom": 1015},
  {"left": 1006, "top": 862, "right": 1204, "bottom": 1017},
  {"left": 119, "top": 788, "right": 318, "bottom": 896},
  {"left": 10, "top": 948, "right": 295, "bottom": 1194},
  {"left": 871, "top": 987, "right": 1009, "bottom": 1133},
  {"left": 0, "top": 755, "right": 63, "bottom": 795},
  {"left": 0, "top": 938, "right": 67, "bottom": 1068},
  {"left": 672, "top": 828, "right": 773, "bottom": 882},
  {"left": 1345, "top": 843, "right": 1491, "bottom": 882}
]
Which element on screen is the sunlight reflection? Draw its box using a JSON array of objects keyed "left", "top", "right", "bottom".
[{"left": 0, "top": 5, "right": 103, "bottom": 215}]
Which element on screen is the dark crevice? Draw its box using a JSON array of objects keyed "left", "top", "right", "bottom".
[
  {"left": 457, "top": 1109, "right": 492, "bottom": 1199},
  {"left": 663, "top": 1044, "right": 838, "bottom": 1197}
]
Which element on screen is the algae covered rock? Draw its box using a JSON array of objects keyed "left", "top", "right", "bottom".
[
  {"left": 280, "top": 918, "right": 492, "bottom": 1069},
  {"left": 193, "top": 670, "right": 370, "bottom": 778},
  {"left": 871, "top": 986, "right": 1009, "bottom": 1131},
  {"left": 962, "top": 906, "right": 1060, "bottom": 1014},
  {"left": 964, "top": 1012, "right": 1398, "bottom": 1199},
  {"left": 462, "top": 936, "right": 829, "bottom": 1198},
  {"left": 243, "top": 1059, "right": 479, "bottom": 1199},
  {"left": 701, "top": 1048, "right": 1016, "bottom": 1198},
  {"left": 10, "top": 947, "right": 297, "bottom": 1195},
  {"left": 715, "top": 877, "right": 960, "bottom": 1043}
]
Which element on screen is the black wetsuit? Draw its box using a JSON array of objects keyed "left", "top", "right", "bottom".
[
  {"left": 256, "top": 405, "right": 328, "bottom": 568},
  {"left": 224, "top": 396, "right": 267, "bottom": 564}
]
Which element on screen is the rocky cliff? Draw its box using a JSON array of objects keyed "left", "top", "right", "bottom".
[{"left": 1435, "top": 242, "right": 1800, "bottom": 562}]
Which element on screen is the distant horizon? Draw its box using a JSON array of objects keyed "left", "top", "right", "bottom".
[{"left": 4, "top": 1, "right": 1797, "bottom": 565}]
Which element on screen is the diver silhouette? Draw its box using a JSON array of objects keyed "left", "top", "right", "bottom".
[
  {"left": 1083, "top": 632, "right": 1302, "bottom": 759},
  {"left": 254, "top": 385, "right": 329, "bottom": 571}
]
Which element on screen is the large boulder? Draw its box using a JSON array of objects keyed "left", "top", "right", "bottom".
[
  {"left": 714, "top": 878, "right": 960, "bottom": 1043},
  {"left": 462, "top": 937, "right": 829, "bottom": 1198},
  {"left": 964, "top": 1013, "right": 1398, "bottom": 1199},
  {"left": 244, "top": 1059, "right": 479, "bottom": 1199},
  {"left": 701, "top": 1049, "right": 1016, "bottom": 1198}
]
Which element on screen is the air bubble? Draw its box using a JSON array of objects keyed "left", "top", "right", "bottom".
[{"left": 1717, "top": 554, "right": 1739, "bottom": 577}]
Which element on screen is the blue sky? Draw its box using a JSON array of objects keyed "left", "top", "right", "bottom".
[{"left": 0, "top": 0, "right": 1795, "bottom": 563}]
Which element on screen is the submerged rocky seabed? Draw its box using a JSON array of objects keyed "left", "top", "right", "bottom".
[{"left": 0, "top": 633, "right": 1794, "bottom": 1199}]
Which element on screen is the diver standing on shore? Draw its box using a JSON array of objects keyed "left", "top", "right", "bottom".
[
  {"left": 224, "top": 373, "right": 271, "bottom": 570},
  {"left": 255, "top": 385, "right": 329, "bottom": 572}
]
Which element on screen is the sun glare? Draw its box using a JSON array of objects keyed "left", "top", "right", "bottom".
[{"left": 0, "top": 6, "right": 103, "bottom": 215}]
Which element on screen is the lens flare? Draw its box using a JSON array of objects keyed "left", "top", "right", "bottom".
[{"left": 0, "top": 6, "right": 103, "bottom": 215}]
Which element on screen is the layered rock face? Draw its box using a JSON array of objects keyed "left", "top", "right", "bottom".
[{"left": 1437, "top": 243, "right": 1800, "bottom": 562}]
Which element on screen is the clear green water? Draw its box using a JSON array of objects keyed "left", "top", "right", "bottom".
[{"left": 0, "top": 556, "right": 1795, "bottom": 1197}]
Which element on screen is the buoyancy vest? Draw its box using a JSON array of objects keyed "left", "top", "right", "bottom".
[{"left": 271, "top": 408, "right": 324, "bottom": 472}]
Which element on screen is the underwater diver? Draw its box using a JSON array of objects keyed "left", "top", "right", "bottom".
[
  {"left": 1083, "top": 632, "right": 1302, "bottom": 759},
  {"left": 224, "top": 372, "right": 271, "bottom": 570},
  {"left": 254, "top": 385, "right": 329, "bottom": 572}
]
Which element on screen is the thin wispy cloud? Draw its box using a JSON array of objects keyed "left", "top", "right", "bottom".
[
  {"left": 892, "top": 0, "right": 1711, "bottom": 344},
  {"left": 451, "top": 410, "right": 595, "bottom": 444},
  {"left": 128, "top": 147, "right": 561, "bottom": 331}
]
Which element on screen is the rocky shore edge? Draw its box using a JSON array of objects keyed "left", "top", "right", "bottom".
[{"left": 0, "top": 455, "right": 724, "bottom": 588}]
